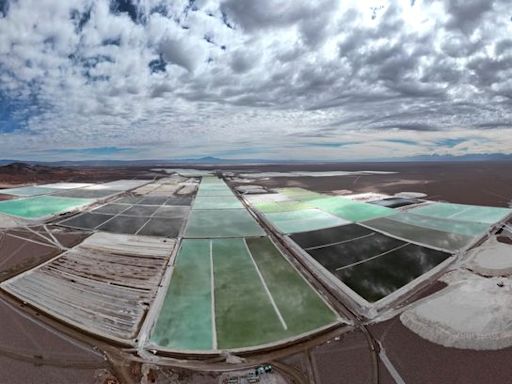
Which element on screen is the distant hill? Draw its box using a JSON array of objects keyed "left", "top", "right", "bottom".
[
  {"left": 0, "top": 162, "right": 75, "bottom": 185},
  {"left": 383, "top": 153, "right": 512, "bottom": 162},
  {"left": 0, "top": 157, "right": 306, "bottom": 167},
  {"left": 0, "top": 162, "right": 65, "bottom": 175},
  {"left": 1, "top": 153, "right": 512, "bottom": 167}
]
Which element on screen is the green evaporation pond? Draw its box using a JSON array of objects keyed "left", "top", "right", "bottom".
[
  {"left": 245, "top": 237, "right": 337, "bottom": 335},
  {"left": 255, "top": 200, "right": 313, "bottom": 213},
  {"left": 196, "top": 181, "right": 234, "bottom": 197},
  {"left": 264, "top": 209, "right": 350, "bottom": 234},
  {"left": 192, "top": 195, "right": 243, "bottom": 210},
  {"left": 388, "top": 212, "right": 490, "bottom": 237},
  {"left": 185, "top": 209, "right": 265, "bottom": 238},
  {"left": 151, "top": 237, "right": 338, "bottom": 351},
  {"left": 308, "top": 196, "right": 395, "bottom": 222},
  {"left": 409, "top": 202, "right": 512, "bottom": 224},
  {"left": 201, "top": 177, "right": 225, "bottom": 184},
  {"left": 151, "top": 239, "right": 213, "bottom": 351},
  {"left": 213, "top": 237, "right": 337, "bottom": 349},
  {"left": 278, "top": 188, "right": 324, "bottom": 201},
  {"left": 0, "top": 196, "right": 94, "bottom": 219}
]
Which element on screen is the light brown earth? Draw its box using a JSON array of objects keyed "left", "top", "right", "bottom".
[{"left": 227, "top": 161, "right": 512, "bottom": 207}]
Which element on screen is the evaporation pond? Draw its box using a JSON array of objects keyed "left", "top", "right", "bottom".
[
  {"left": 0, "top": 196, "right": 94, "bottom": 219},
  {"left": 336, "top": 244, "right": 450, "bottom": 302},
  {"left": 185, "top": 209, "right": 264, "bottom": 238}
]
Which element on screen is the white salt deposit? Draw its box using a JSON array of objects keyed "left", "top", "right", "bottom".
[
  {"left": 465, "top": 237, "right": 512, "bottom": 276},
  {"left": 395, "top": 192, "right": 427, "bottom": 199},
  {"left": 401, "top": 270, "right": 512, "bottom": 350},
  {"left": 239, "top": 171, "right": 397, "bottom": 178},
  {"left": 40, "top": 182, "right": 94, "bottom": 189},
  {"left": 236, "top": 185, "right": 268, "bottom": 194},
  {"left": 0, "top": 213, "right": 28, "bottom": 228},
  {"left": 151, "top": 168, "right": 214, "bottom": 177},
  {"left": 344, "top": 192, "right": 390, "bottom": 202},
  {"left": 244, "top": 193, "right": 292, "bottom": 205}
]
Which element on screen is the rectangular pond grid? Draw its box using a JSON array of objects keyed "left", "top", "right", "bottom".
[
  {"left": 153, "top": 206, "right": 189, "bottom": 219},
  {"left": 138, "top": 196, "right": 170, "bottom": 206},
  {"left": 164, "top": 196, "right": 193, "bottom": 206},
  {"left": 115, "top": 196, "right": 145, "bottom": 204},
  {"left": 137, "top": 218, "right": 183, "bottom": 237},
  {"left": 121, "top": 205, "right": 160, "bottom": 217},
  {"left": 97, "top": 215, "right": 152, "bottom": 235},
  {"left": 92, "top": 203, "right": 131, "bottom": 215},
  {"left": 150, "top": 237, "right": 337, "bottom": 351},
  {"left": 288, "top": 223, "right": 453, "bottom": 303},
  {"left": 58, "top": 212, "right": 115, "bottom": 230},
  {"left": 59, "top": 197, "right": 191, "bottom": 238}
]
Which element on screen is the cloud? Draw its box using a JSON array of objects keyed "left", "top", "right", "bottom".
[
  {"left": 0, "top": 0, "right": 511, "bottom": 161},
  {"left": 444, "top": 0, "right": 494, "bottom": 34},
  {"left": 159, "top": 36, "right": 207, "bottom": 72}
]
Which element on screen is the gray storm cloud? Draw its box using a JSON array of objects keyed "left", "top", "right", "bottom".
[{"left": 0, "top": 0, "right": 511, "bottom": 160}]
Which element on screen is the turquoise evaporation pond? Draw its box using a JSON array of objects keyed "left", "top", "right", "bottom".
[
  {"left": 0, "top": 195, "right": 94, "bottom": 219},
  {"left": 409, "top": 202, "right": 511, "bottom": 224},
  {"left": 185, "top": 209, "right": 265, "bottom": 238},
  {"left": 193, "top": 195, "right": 243, "bottom": 210},
  {"left": 151, "top": 237, "right": 337, "bottom": 351},
  {"left": 387, "top": 212, "right": 491, "bottom": 237},
  {"left": 195, "top": 181, "right": 234, "bottom": 197},
  {"left": 264, "top": 209, "right": 350, "bottom": 234},
  {"left": 195, "top": 188, "right": 235, "bottom": 197},
  {"left": 0, "top": 186, "right": 61, "bottom": 197},
  {"left": 307, "top": 196, "right": 395, "bottom": 222}
]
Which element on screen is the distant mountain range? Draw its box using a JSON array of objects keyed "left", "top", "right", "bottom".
[
  {"left": 1, "top": 153, "right": 512, "bottom": 167},
  {"left": 0, "top": 157, "right": 313, "bottom": 167},
  {"left": 386, "top": 153, "right": 512, "bottom": 162}
]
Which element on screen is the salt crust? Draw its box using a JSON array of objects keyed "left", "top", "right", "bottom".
[{"left": 401, "top": 269, "right": 512, "bottom": 350}]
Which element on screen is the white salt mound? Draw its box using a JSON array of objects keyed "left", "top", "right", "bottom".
[
  {"left": 465, "top": 237, "right": 512, "bottom": 276},
  {"left": 395, "top": 192, "right": 427, "bottom": 199},
  {"left": 401, "top": 271, "right": 512, "bottom": 350}
]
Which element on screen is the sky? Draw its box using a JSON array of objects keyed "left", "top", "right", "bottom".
[{"left": 0, "top": 0, "right": 511, "bottom": 161}]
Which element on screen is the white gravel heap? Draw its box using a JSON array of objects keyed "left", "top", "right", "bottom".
[
  {"left": 401, "top": 270, "right": 512, "bottom": 350},
  {"left": 236, "top": 185, "right": 268, "bottom": 194},
  {"left": 465, "top": 237, "right": 512, "bottom": 276}
]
